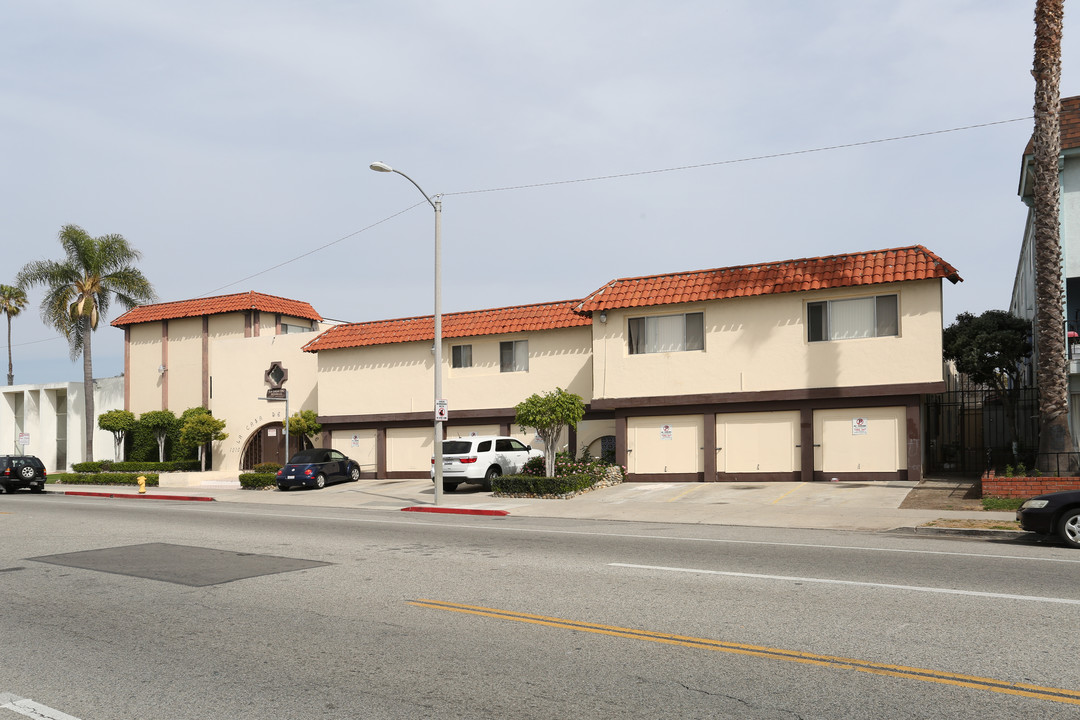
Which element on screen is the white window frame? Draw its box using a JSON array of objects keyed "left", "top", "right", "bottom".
[
  {"left": 628, "top": 312, "right": 704, "bottom": 355},
  {"left": 500, "top": 340, "right": 528, "bottom": 372},
  {"left": 807, "top": 294, "right": 899, "bottom": 342}
]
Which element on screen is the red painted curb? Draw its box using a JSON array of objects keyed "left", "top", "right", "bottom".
[
  {"left": 62, "top": 491, "right": 215, "bottom": 502},
  {"left": 401, "top": 506, "right": 508, "bottom": 516}
]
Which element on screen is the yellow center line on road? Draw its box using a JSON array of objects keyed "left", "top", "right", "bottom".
[
  {"left": 409, "top": 599, "right": 1080, "bottom": 706},
  {"left": 771, "top": 482, "right": 807, "bottom": 504},
  {"left": 665, "top": 484, "right": 705, "bottom": 502}
]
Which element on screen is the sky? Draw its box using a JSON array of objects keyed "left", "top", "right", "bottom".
[{"left": 0, "top": 1, "right": 1077, "bottom": 386}]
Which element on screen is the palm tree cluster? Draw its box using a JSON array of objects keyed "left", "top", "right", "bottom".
[{"left": 15, "top": 224, "right": 155, "bottom": 460}]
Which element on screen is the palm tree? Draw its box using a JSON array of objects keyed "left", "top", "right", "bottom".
[
  {"left": 0, "top": 284, "right": 28, "bottom": 386},
  {"left": 17, "top": 225, "right": 155, "bottom": 461},
  {"left": 1030, "top": 0, "right": 1075, "bottom": 466}
]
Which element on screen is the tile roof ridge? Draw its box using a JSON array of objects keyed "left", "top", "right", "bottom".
[{"left": 336, "top": 299, "right": 585, "bottom": 328}]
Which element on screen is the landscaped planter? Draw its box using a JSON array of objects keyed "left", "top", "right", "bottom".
[{"left": 981, "top": 470, "right": 1080, "bottom": 498}]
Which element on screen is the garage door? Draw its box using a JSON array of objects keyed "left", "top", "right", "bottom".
[
  {"left": 716, "top": 411, "right": 800, "bottom": 473},
  {"left": 387, "top": 427, "right": 434, "bottom": 473},
  {"left": 332, "top": 429, "right": 377, "bottom": 475},
  {"left": 815, "top": 407, "right": 905, "bottom": 473},
  {"left": 627, "top": 415, "right": 703, "bottom": 476}
]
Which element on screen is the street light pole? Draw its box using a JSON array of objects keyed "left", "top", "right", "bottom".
[{"left": 370, "top": 161, "right": 444, "bottom": 505}]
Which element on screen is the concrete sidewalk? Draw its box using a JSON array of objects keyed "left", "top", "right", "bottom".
[{"left": 45, "top": 477, "right": 1021, "bottom": 534}]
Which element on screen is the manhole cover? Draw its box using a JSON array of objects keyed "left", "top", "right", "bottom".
[{"left": 30, "top": 543, "right": 331, "bottom": 586}]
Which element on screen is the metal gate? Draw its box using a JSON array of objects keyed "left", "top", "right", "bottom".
[{"left": 924, "top": 383, "right": 1039, "bottom": 476}]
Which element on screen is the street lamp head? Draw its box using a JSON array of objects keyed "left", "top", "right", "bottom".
[{"left": 369, "top": 161, "right": 394, "bottom": 173}]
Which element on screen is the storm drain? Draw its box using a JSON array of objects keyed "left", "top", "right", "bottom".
[{"left": 29, "top": 542, "right": 331, "bottom": 586}]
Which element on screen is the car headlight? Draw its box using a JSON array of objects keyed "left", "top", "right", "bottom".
[{"left": 1020, "top": 499, "right": 1050, "bottom": 509}]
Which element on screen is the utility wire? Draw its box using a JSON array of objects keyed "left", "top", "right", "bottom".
[
  {"left": 195, "top": 115, "right": 1032, "bottom": 302},
  {"left": 444, "top": 116, "right": 1033, "bottom": 196}
]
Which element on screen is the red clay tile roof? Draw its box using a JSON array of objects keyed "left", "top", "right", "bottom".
[
  {"left": 302, "top": 300, "right": 590, "bottom": 352},
  {"left": 574, "top": 245, "right": 961, "bottom": 313},
  {"left": 111, "top": 291, "right": 321, "bottom": 327}
]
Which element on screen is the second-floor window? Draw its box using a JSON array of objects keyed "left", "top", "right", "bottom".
[
  {"left": 628, "top": 312, "right": 704, "bottom": 354},
  {"left": 807, "top": 295, "right": 898, "bottom": 342},
  {"left": 500, "top": 340, "right": 528, "bottom": 372},
  {"left": 452, "top": 344, "right": 472, "bottom": 368}
]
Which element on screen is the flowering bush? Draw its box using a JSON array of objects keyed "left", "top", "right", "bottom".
[{"left": 520, "top": 451, "right": 625, "bottom": 484}]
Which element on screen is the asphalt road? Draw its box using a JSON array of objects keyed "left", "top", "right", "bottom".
[{"left": 2, "top": 494, "right": 1078, "bottom": 719}]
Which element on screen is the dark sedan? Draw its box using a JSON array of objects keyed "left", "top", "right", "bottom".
[
  {"left": 1016, "top": 490, "right": 1080, "bottom": 548},
  {"left": 276, "top": 449, "right": 361, "bottom": 490}
]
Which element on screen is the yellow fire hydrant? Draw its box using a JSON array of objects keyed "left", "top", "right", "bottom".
[{"left": 137, "top": 475, "right": 147, "bottom": 494}]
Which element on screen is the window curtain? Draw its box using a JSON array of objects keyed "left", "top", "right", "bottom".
[{"left": 829, "top": 298, "right": 874, "bottom": 339}]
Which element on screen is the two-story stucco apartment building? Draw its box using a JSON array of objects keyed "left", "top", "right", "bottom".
[{"left": 111, "top": 245, "right": 960, "bottom": 483}]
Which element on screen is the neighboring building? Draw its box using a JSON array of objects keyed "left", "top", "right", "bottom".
[
  {"left": 0, "top": 376, "right": 124, "bottom": 472},
  {"left": 304, "top": 245, "right": 960, "bottom": 483},
  {"left": 1011, "top": 94, "right": 1080, "bottom": 435},
  {"left": 111, "top": 291, "right": 325, "bottom": 470}
]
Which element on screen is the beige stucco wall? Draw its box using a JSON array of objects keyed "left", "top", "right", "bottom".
[
  {"left": 211, "top": 332, "right": 320, "bottom": 472},
  {"left": 127, "top": 323, "right": 163, "bottom": 415},
  {"left": 577, "top": 419, "right": 617, "bottom": 459},
  {"left": 593, "top": 279, "right": 944, "bottom": 399},
  {"left": 315, "top": 326, "right": 593, "bottom": 417},
  {"left": 166, "top": 317, "right": 204, "bottom": 412}
]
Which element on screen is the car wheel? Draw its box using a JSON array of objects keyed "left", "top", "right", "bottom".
[
  {"left": 442, "top": 481, "right": 459, "bottom": 493},
  {"left": 349, "top": 466, "right": 361, "bottom": 482},
  {"left": 18, "top": 465, "right": 35, "bottom": 480},
  {"left": 0, "top": 482, "right": 7, "bottom": 494},
  {"left": 314, "top": 473, "right": 326, "bottom": 489},
  {"left": 483, "top": 466, "right": 502, "bottom": 492},
  {"left": 30, "top": 485, "right": 44, "bottom": 493},
  {"left": 277, "top": 484, "right": 289, "bottom": 492},
  {"left": 1058, "top": 509, "right": 1080, "bottom": 549}
]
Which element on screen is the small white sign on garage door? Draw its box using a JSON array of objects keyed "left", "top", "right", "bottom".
[{"left": 852, "top": 417, "right": 869, "bottom": 435}]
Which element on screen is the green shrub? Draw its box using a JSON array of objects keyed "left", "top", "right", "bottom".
[
  {"left": 520, "top": 451, "right": 625, "bottom": 484},
  {"left": 70, "top": 460, "right": 200, "bottom": 474},
  {"left": 254, "top": 463, "right": 282, "bottom": 474},
  {"left": 72, "top": 461, "right": 106, "bottom": 473},
  {"left": 493, "top": 473, "right": 596, "bottom": 496},
  {"left": 50, "top": 473, "right": 159, "bottom": 486},
  {"left": 239, "top": 473, "right": 277, "bottom": 489}
]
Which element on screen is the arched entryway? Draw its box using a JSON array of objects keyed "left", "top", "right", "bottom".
[{"left": 239, "top": 424, "right": 313, "bottom": 470}]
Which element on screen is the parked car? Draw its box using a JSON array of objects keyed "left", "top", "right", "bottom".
[
  {"left": 1016, "top": 489, "right": 1080, "bottom": 548},
  {"left": 0, "top": 455, "right": 48, "bottom": 494},
  {"left": 432, "top": 435, "right": 543, "bottom": 492},
  {"left": 276, "top": 449, "right": 362, "bottom": 490}
]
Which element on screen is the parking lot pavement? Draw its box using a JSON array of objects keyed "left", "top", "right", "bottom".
[{"left": 45, "top": 478, "right": 1019, "bottom": 533}]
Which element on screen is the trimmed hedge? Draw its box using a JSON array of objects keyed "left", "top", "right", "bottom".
[
  {"left": 240, "top": 473, "right": 277, "bottom": 489},
  {"left": 51, "top": 473, "right": 160, "bottom": 486},
  {"left": 492, "top": 473, "right": 596, "bottom": 497},
  {"left": 72, "top": 461, "right": 200, "bottom": 473}
]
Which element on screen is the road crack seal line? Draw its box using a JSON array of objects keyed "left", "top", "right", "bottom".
[{"left": 408, "top": 599, "right": 1080, "bottom": 706}]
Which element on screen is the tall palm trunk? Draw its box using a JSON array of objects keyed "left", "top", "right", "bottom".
[
  {"left": 82, "top": 316, "right": 94, "bottom": 462},
  {"left": 1032, "top": 0, "right": 1075, "bottom": 464},
  {"left": 6, "top": 315, "right": 12, "bottom": 386}
]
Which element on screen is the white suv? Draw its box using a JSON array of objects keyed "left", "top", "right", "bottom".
[{"left": 432, "top": 435, "right": 542, "bottom": 492}]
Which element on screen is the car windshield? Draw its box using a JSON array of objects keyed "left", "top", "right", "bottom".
[
  {"left": 442, "top": 441, "right": 473, "bottom": 455},
  {"left": 288, "top": 450, "right": 323, "bottom": 464}
]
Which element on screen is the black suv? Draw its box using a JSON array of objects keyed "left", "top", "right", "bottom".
[{"left": 0, "top": 455, "right": 48, "bottom": 493}]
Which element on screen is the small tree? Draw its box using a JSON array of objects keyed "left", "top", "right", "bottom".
[
  {"left": 515, "top": 387, "right": 586, "bottom": 478},
  {"left": 180, "top": 411, "right": 228, "bottom": 471},
  {"left": 288, "top": 409, "right": 322, "bottom": 449},
  {"left": 139, "top": 410, "right": 178, "bottom": 462},
  {"left": 98, "top": 409, "right": 136, "bottom": 461},
  {"left": 943, "top": 310, "right": 1032, "bottom": 460}
]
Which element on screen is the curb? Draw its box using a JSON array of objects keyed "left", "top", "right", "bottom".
[
  {"left": 59, "top": 490, "right": 215, "bottom": 502},
  {"left": 900, "top": 526, "right": 1027, "bottom": 539},
  {"left": 402, "top": 506, "right": 509, "bottom": 517}
]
